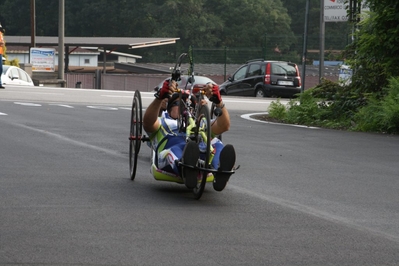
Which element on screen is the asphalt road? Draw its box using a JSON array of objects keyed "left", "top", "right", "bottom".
[{"left": 1, "top": 85, "right": 399, "bottom": 265}]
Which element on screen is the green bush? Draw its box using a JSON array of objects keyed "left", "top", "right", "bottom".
[
  {"left": 267, "top": 79, "right": 360, "bottom": 129},
  {"left": 285, "top": 91, "right": 320, "bottom": 126},
  {"left": 267, "top": 78, "right": 399, "bottom": 133},
  {"left": 354, "top": 77, "right": 399, "bottom": 133},
  {"left": 267, "top": 99, "right": 287, "bottom": 120}
]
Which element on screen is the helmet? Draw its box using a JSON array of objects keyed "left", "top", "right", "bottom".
[{"left": 167, "top": 91, "right": 196, "bottom": 113}]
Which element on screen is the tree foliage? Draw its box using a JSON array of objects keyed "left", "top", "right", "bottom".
[
  {"left": 344, "top": 0, "right": 399, "bottom": 94},
  {"left": 0, "top": 0, "right": 302, "bottom": 62},
  {"left": 267, "top": 1, "right": 399, "bottom": 133},
  {"left": 354, "top": 77, "right": 399, "bottom": 133},
  {"left": 0, "top": 0, "right": 361, "bottom": 64}
]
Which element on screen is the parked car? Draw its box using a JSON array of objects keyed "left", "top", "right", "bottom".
[
  {"left": 1, "top": 65, "right": 35, "bottom": 86},
  {"left": 154, "top": 75, "right": 217, "bottom": 93},
  {"left": 219, "top": 59, "right": 301, "bottom": 98}
]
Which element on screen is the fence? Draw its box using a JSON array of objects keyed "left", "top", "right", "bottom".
[
  {"left": 65, "top": 70, "right": 338, "bottom": 92},
  {"left": 64, "top": 38, "right": 345, "bottom": 91},
  {"left": 141, "top": 32, "right": 350, "bottom": 66},
  {"left": 65, "top": 73, "right": 170, "bottom": 92}
]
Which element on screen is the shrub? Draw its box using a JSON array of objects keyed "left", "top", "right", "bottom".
[
  {"left": 354, "top": 77, "right": 399, "bottom": 133},
  {"left": 285, "top": 91, "right": 320, "bottom": 126},
  {"left": 267, "top": 99, "right": 287, "bottom": 120}
]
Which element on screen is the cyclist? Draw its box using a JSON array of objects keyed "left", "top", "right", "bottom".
[{"left": 143, "top": 79, "right": 236, "bottom": 192}]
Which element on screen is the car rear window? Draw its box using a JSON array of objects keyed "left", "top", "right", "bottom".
[{"left": 271, "top": 63, "right": 297, "bottom": 76}]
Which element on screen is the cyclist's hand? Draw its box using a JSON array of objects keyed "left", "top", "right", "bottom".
[
  {"left": 169, "top": 80, "right": 178, "bottom": 92},
  {"left": 155, "top": 79, "right": 175, "bottom": 99},
  {"left": 205, "top": 83, "right": 222, "bottom": 104}
]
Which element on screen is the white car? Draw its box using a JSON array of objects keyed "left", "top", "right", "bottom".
[{"left": 1, "top": 65, "right": 35, "bottom": 86}]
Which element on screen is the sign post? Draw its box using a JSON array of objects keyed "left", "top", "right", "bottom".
[{"left": 319, "top": 0, "right": 325, "bottom": 84}]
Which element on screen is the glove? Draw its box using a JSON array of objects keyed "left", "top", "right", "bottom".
[
  {"left": 208, "top": 83, "right": 222, "bottom": 104},
  {"left": 154, "top": 79, "right": 171, "bottom": 99}
]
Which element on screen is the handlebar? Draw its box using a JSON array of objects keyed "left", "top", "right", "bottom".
[{"left": 171, "top": 53, "right": 187, "bottom": 82}]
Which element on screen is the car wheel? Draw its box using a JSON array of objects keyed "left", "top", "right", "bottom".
[{"left": 255, "top": 89, "right": 265, "bottom": 97}]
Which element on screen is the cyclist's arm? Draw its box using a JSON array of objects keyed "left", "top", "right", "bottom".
[
  {"left": 211, "top": 100, "right": 230, "bottom": 135},
  {"left": 143, "top": 98, "right": 163, "bottom": 134}
]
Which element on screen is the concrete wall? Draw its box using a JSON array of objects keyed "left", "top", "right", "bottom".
[{"left": 64, "top": 73, "right": 338, "bottom": 91}]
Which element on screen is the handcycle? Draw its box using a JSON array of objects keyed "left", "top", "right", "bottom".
[{"left": 129, "top": 53, "right": 237, "bottom": 199}]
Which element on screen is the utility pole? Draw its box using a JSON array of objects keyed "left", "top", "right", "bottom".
[
  {"left": 319, "top": 0, "right": 325, "bottom": 84},
  {"left": 301, "top": 0, "right": 310, "bottom": 93},
  {"left": 58, "top": 0, "right": 65, "bottom": 82},
  {"left": 30, "top": 0, "right": 35, "bottom": 48}
]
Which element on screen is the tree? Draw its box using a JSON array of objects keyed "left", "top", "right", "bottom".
[
  {"left": 345, "top": 0, "right": 399, "bottom": 94},
  {"left": 0, "top": 0, "right": 297, "bottom": 62},
  {"left": 209, "top": 0, "right": 294, "bottom": 49}
]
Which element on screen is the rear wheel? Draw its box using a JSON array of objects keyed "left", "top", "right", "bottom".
[
  {"left": 192, "top": 104, "right": 211, "bottom": 200},
  {"left": 129, "top": 90, "right": 143, "bottom": 180},
  {"left": 255, "top": 88, "right": 265, "bottom": 97}
]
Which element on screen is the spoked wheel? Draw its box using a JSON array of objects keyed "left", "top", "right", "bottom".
[
  {"left": 192, "top": 104, "right": 211, "bottom": 200},
  {"left": 129, "top": 90, "right": 143, "bottom": 180}
]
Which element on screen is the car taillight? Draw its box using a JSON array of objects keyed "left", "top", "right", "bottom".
[{"left": 264, "top": 63, "right": 271, "bottom": 84}]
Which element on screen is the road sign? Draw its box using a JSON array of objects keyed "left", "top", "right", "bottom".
[
  {"left": 30, "top": 47, "right": 55, "bottom": 72},
  {"left": 324, "top": 0, "right": 369, "bottom": 22},
  {"left": 324, "top": 0, "right": 348, "bottom": 22}
]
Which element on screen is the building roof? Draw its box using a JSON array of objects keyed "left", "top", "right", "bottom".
[
  {"left": 6, "top": 45, "right": 100, "bottom": 55},
  {"left": 5, "top": 36, "right": 180, "bottom": 49}
]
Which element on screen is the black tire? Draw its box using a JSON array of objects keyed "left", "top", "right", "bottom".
[
  {"left": 192, "top": 104, "right": 211, "bottom": 199},
  {"left": 129, "top": 90, "right": 143, "bottom": 180},
  {"left": 255, "top": 88, "right": 265, "bottom": 97}
]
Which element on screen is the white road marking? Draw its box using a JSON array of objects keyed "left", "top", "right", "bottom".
[
  {"left": 8, "top": 91, "right": 64, "bottom": 95},
  {"left": 0, "top": 112, "right": 8, "bottom": 116},
  {"left": 101, "top": 95, "right": 133, "bottom": 98},
  {"left": 14, "top": 102, "right": 42, "bottom": 107},
  {"left": 49, "top": 104, "right": 74, "bottom": 108},
  {"left": 241, "top": 113, "right": 320, "bottom": 129},
  {"left": 87, "top": 106, "right": 118, "bottom": 110}
]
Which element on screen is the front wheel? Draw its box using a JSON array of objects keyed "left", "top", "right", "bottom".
[{"left": 192, "top": 104, "right": 211, "bottom": 199}]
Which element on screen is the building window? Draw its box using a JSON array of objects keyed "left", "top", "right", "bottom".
[{"left": 84, "top": 59, "right": 90, "bottom": 64}]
